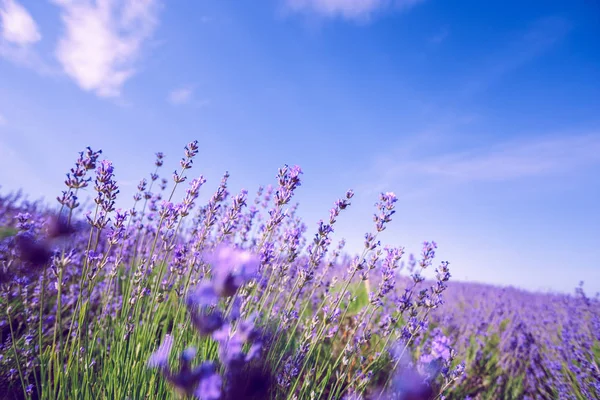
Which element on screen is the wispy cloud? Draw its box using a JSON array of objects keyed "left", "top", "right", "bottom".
[
  {"left": 0, "top": 0, "right": 55, "bottom": 73},
  {"left": 284, "top": 0, "right": 424, "bottom": 20},
  {"left": 0, "top": 0, "right": 41, "bottom": 45},
  {"left": 167, "top": 86, "right": 193, "bottom": 105},
  {"left": 365, "top": 133, "right": 600, "bottom": 197},
  {"left": 417, "top": 134, "right": 600, "bottom": 181},
  {"left": 52, "top": 0, "right": 160, "bottom": 97},
  {"left": 167, "top": 85, "right": 210, "bottom": 108}
]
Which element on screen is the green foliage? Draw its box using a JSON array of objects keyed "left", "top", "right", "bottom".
[
  {"left": 0, "top": 226, "right": 17, "bottom": 240},
  {"left": 330, "top": 280, "right": 370, "bottom": 317}
]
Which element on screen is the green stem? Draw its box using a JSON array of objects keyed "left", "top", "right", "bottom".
[{"left": 7, "top": 308, "right": 29, "bottom": 399}]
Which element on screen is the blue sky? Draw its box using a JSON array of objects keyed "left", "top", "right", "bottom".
[{"left": 0, "top": 0, "right": 599, "bottom": 294}]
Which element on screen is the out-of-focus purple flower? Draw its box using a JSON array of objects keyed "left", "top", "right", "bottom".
[
  {"left": 190, "top": 310, "right": 224, "bottom": 337},
  {"left": 194, "top": 372, "right": 222, "bottom": 400},
  {"left": 187, "top": 283, "right": 218, "bottom": 308},
  {"left": 378, "top": 365, "right": 434, "bottom": 400},
  {"left": 205, "top": 245, "right": 260, "bottom": 297},
  {"left": 212, "top": 315, "right": 261, "bottom": 367},
  {"left": 46, "top": 214, "right": 76, "bottom": 238},
  {"left": 417, "top": 332, "right": 455, "bottom": 385},
  {"left": 186, "top": 283, "right": 224, "bottom": 336},
  {"left": 431, "top": 335, "right": 451, "bottom": 362},
  {"left": 15, "top": 212, "right": 32, "bottom": 231},
  {"left": 15, "top": 233, "right": 51, "bottom": 267},
  {"left": 149, "top": 334, "right": 221, "bottom": 398},
  {"left": 148, "top": 334, "right": 174, "bottom": 369}
]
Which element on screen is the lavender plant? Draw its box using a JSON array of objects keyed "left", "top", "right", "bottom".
[{"left": 0, "top": 141, "right": 597, "bottom": 400}]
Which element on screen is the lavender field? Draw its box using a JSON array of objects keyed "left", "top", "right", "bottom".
[{"left": 0, "top": 143, "right": 598, "bottom": 400}]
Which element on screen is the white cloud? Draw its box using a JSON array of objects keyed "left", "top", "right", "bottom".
[
  {"left": 167, "top": 86, "right": 210, "bottom": 108},
  {"left": 365, "top": 133, "right": 600, "bottom": 197},
  {"left": 0, "top": 0, "right": 53, "bottom": 72},
  {"left": 416, "top": 134, "right": 600, "bottom": 181},
  {"left": 0, "top": 42, "right": 57, "bottom": 74},
  {"left": 284, "top": 0, "right": 423, "bottom": 20},
  {"left": 0, "top": 0, "right": 41, "bottom": 45},
  {"left": 168, "top": 86, "right": 193, "bottom": 105},
  {"left": 52, "top": 0, "right": 160, "bottom": 97}
]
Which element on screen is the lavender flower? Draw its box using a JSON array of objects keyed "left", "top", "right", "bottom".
[
  {"left": 148, "top": 334, "right": 221, "bottom": 399},
  {"left": 204, "top": 245, "right": 260, "bottom": 297}
]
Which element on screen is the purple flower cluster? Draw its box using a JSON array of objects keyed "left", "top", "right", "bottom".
[{"left": 150, "top": 245, "right": 267, "bottom": 399}]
